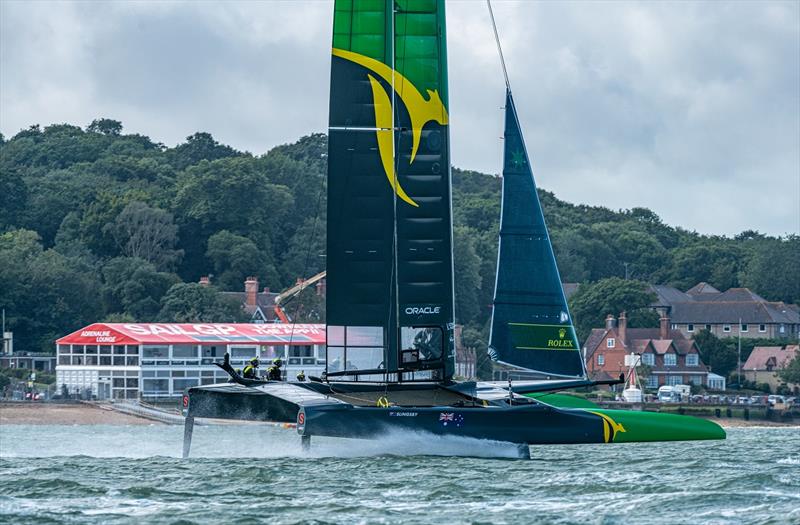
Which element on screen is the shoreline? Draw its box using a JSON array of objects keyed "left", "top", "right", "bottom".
[{"left": 0, "top": 402, "right": 163, "bottom": 425}]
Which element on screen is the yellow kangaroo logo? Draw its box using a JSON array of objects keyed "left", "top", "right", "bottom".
[
  {"left": 332, "top": 48, "right": 449, "bottom": 207},
  {"left": 587, "top": 411, "right": 627, "bottom": 443}
]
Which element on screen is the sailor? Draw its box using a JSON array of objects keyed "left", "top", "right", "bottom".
[
  {"left": 267, "top": 358, "right": 283, "bottom": 381},
  {"left": 242, "top": 357, "right": 260, "bottom": 379},
  {"left": 296, "top": 370, "right": 306, "bottom": 382}
]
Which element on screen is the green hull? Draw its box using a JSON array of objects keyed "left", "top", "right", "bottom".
[{"left": 527, "top": 393, "right": 726, "bottom": 443}]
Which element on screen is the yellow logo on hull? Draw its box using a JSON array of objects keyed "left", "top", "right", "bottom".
[
  {"left": 332, "top": 48, "right": 449, "bottom": 207},
  {"left": 587, "top": 411, "right": 627, "bottom": 443}
]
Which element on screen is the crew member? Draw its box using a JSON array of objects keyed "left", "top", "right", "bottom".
[
  {"left": 296, "top": 370, "right": 306, "bottom": 382},
  {"left": 242, "top": 357, "right": 260, "bottom": 379},
  {"left": 267, "top": 358, "right": 283, "bottom": 381}
]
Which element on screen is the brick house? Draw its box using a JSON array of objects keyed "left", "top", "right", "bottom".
[
  {"left": 742, "top": 345, "right": 799, "bottom": 393},
  {"left": 584, "top": 312, "right": 710, "bottom": 390},
  {"left": 650, "top": 283, "right": 800, "bottom": 340}
]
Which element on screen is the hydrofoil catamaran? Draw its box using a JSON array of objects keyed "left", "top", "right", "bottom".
[{"left": 182, "top": 0, "right": 724, "bottom": 459}]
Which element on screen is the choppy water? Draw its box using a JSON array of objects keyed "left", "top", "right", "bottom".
[{"left": 0, "top": 424, "right": 798, "bottom": 525}]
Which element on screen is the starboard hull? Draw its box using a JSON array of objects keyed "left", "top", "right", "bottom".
[{"left": 296, "top": 401, "right": 725, "bottom": 445}]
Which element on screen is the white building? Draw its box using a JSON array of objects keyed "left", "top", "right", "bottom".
[{"left": 55, "top": 323, "right": 326, "bottom": 400}]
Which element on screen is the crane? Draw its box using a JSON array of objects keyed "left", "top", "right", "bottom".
[{"left": 273, "top": 271, "right": 327, "bottom": 323}]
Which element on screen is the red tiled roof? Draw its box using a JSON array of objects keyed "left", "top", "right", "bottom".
[{"left": 742, "top": 345, "right": 799, "bottom": 371}]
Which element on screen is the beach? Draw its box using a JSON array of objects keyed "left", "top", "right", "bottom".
[{"left": 0, "top": 402, "right": 160, "bottom": 426}]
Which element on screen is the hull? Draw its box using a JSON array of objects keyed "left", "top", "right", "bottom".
[
  {"left": 297, "top": 401, "right": 725, "bottom": 445},
  {"left": 182, "top": 381, "right": 724, "bottom": 459}
]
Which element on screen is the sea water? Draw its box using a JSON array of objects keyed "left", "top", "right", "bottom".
[{"left": 1, "top": 424, "right": 798, "bottom": 524}]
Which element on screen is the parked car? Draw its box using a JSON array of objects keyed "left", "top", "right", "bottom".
[
  {"left": 750, "top": 395, "right": 768, "bottom": 405},
  {"left": 736, "top": 396, "right": 750, "bottom": 404},
  {"left": 767, "top": 395, "right": 786, "bottom": 406}
]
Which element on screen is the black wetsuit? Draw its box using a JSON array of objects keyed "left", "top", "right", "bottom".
[{"left": 268, "top": 366, "right": 282, "bottom": 381}]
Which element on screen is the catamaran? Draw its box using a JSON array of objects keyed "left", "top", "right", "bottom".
[{"left": 182, "top": 0, "right": 724, "bottom": 459}]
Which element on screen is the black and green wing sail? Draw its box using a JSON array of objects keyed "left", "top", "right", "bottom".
[
  {"left": 326, "top": 0, "right": 455, "bottom": 380},
  {"left": 489, "top": 90, "right": 585, "bottom": 378}
]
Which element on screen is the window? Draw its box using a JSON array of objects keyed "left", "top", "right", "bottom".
[
  {"left": 664, "top": 353, "right": 677, "bottom": 366},
  {"left": 705, "top": 324, "right": 712, "bottom": 331},
  {"left": 597, "top": 354, "right": 605, "bottom": 366},
  {"left": 642, "top": 353, "right": 655, "bottom": 366},
  {"left": 780, "top": 324, "right": 786, "bottom": 334},
  {"left": 606, "top": 338, "right": 615, "bottom": 348},
  {"left": 723, "top": 324, "right": 731, "bottom": 333},
  {"left": 173, "top": 378, "right": 199, "bottom": 392},
  {"left": 327, "top": 326, "right": 386, "bottom": 375},
  {"left": 667, "top": 375, "right": 683, "bottom": 386},
  {"left": 142, "top": 379, "right": 169, "bottom": 394},
  {"left": 687, "top": 324, "right": 695, "bottom": 332},
  {"left": 230, "top": 346, "right": 257, "bottom": 359},
  {"left": 646, "top": 376, "right": 658, "bottom": 388},
  {"left": 689, "top": 375, "right": 702, "bottom": 386},
  {"left": 686, "top": 354, "right": 699, "bottom": 366},
  {"left": 759, "top": 324, "right": 767, "bottom": 333},
  {"left": 289, "top": 346, "right": 313, "bottom": 358},
  {"left": 142, "top": 346, "right": 168, "bottom": 358},
  {"left": 172, "top": 345, "right": 198, "bottom": 359},
  {"left": 740, "top": 324, "right": 748, "bottom": 332},
  {"left": 671, "top": 323, "right": 677, "bottom": 330},
  {"left": 401, "top": 327, "right": 442, "bottom": 363}
]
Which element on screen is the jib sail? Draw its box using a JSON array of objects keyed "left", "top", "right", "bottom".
[
  {"left": 325, "top": 0, "right": 455, "bottom": 381},
  {"left": 488, "top": 90, "right": 585, "bottom": 378}
]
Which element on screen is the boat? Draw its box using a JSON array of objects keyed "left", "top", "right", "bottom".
[{"left": 182, "top": 0, "right": 724, "bottom": 459}]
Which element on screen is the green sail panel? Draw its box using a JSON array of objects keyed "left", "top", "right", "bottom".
[
  {"left": 326, "top": 0, "right": 454, "bottom": 380},
  {"left": 488, "top": 90, "right": 585, "bottom": 378}
]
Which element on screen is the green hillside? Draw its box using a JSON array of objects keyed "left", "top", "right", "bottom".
[{"left": 1, "top": 122, "right": 797, "bottom": 353}]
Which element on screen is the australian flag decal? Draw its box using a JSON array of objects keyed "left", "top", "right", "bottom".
[{"left": 439, "top": 412, "right": 464, "bottom": 428}]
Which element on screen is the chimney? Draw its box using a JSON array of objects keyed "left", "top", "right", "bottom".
[
  {"left": 245, "top": 277, "right": 259, "bottom": 307},
  {"left": 316, "top": 279, "right": 326, "bottom": 297},
  {"left": 618, "top": 311, "right": 627, "bottom": 344},
  {"left": 199, "top": 276, "right": 210, "bottom": 286},
  {"left": 263, "top": 286, "right": 270, "bottom": 295},
  {"left": 660, "top": 313, "right": 670, "bottom": 340},
  {"left": 605, "top": 314, "right": 616, "bottom": 330}
]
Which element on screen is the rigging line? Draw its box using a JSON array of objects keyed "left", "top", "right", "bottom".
[
  {"left": 486, "top": 0, "right": 511, "bottom": 91},
  {"left": 286, "top": 150, "right": 327, "bottom": 355}
]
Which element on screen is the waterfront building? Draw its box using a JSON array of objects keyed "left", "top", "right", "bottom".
[
  {"left": 55, "top": 323, "right": 326, "bottom": 400},
  {"left": 584, "top": 312, "right": 711, "bottom": 389},
  {"left": 742, "top": 345, "right": 799, "bottom": 393},
  {"left": 650, "top": 283, "right": 800, "bottom": 340}
]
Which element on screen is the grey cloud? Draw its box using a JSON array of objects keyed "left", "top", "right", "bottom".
[{"left": 1, "top": 0, "right": 797, "bottom": 236}]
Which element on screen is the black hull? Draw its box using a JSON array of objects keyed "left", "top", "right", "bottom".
[{"left": 297, "top": 403, "right": 605, "bottom": 445}]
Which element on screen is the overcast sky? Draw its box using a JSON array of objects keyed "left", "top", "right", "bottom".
[{"left": 1, "top": 0, "right": 798, "bottom": 236}]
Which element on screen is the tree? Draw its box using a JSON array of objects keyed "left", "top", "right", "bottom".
[
  {"left": 693, "top": 329, "right": 738, "bottom": 378},
  {"left": 778, "top": 354, "right": 800, "bottom": 385},
  {"left": 205, "top": 230, "right": 273, "bottom": 291},
  {"left": 740, "top": 235, "right": 800, "bottom": 304},
  {"left": 453, "top": 226, "right": 482, "bottom": 324},
  {"left": 173, "top": 156, "right": 293, "bottom": 281},
  {"left": 158, "top": 283, "right": 247, "bottom": 323},
  {"left": 663, "top": 242, "right": 745, "bottom": 291},
  {"left": 169, "top": 132, "right": 240, "bottom": 170},
  {"left": 568, "top": 278, "right": 658, "bottom": 341},
  {"left": 0, "top": 229, "right": 102, "bottom": 352},
  {"left": 107, "top": 201, "right": 183, "bottom": 270},
  {"left": 87, "top": 118, "right": 123, "bottom": 136},
  {"left": 102, "top": 257, "right": 180, "bottom": 321}
]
